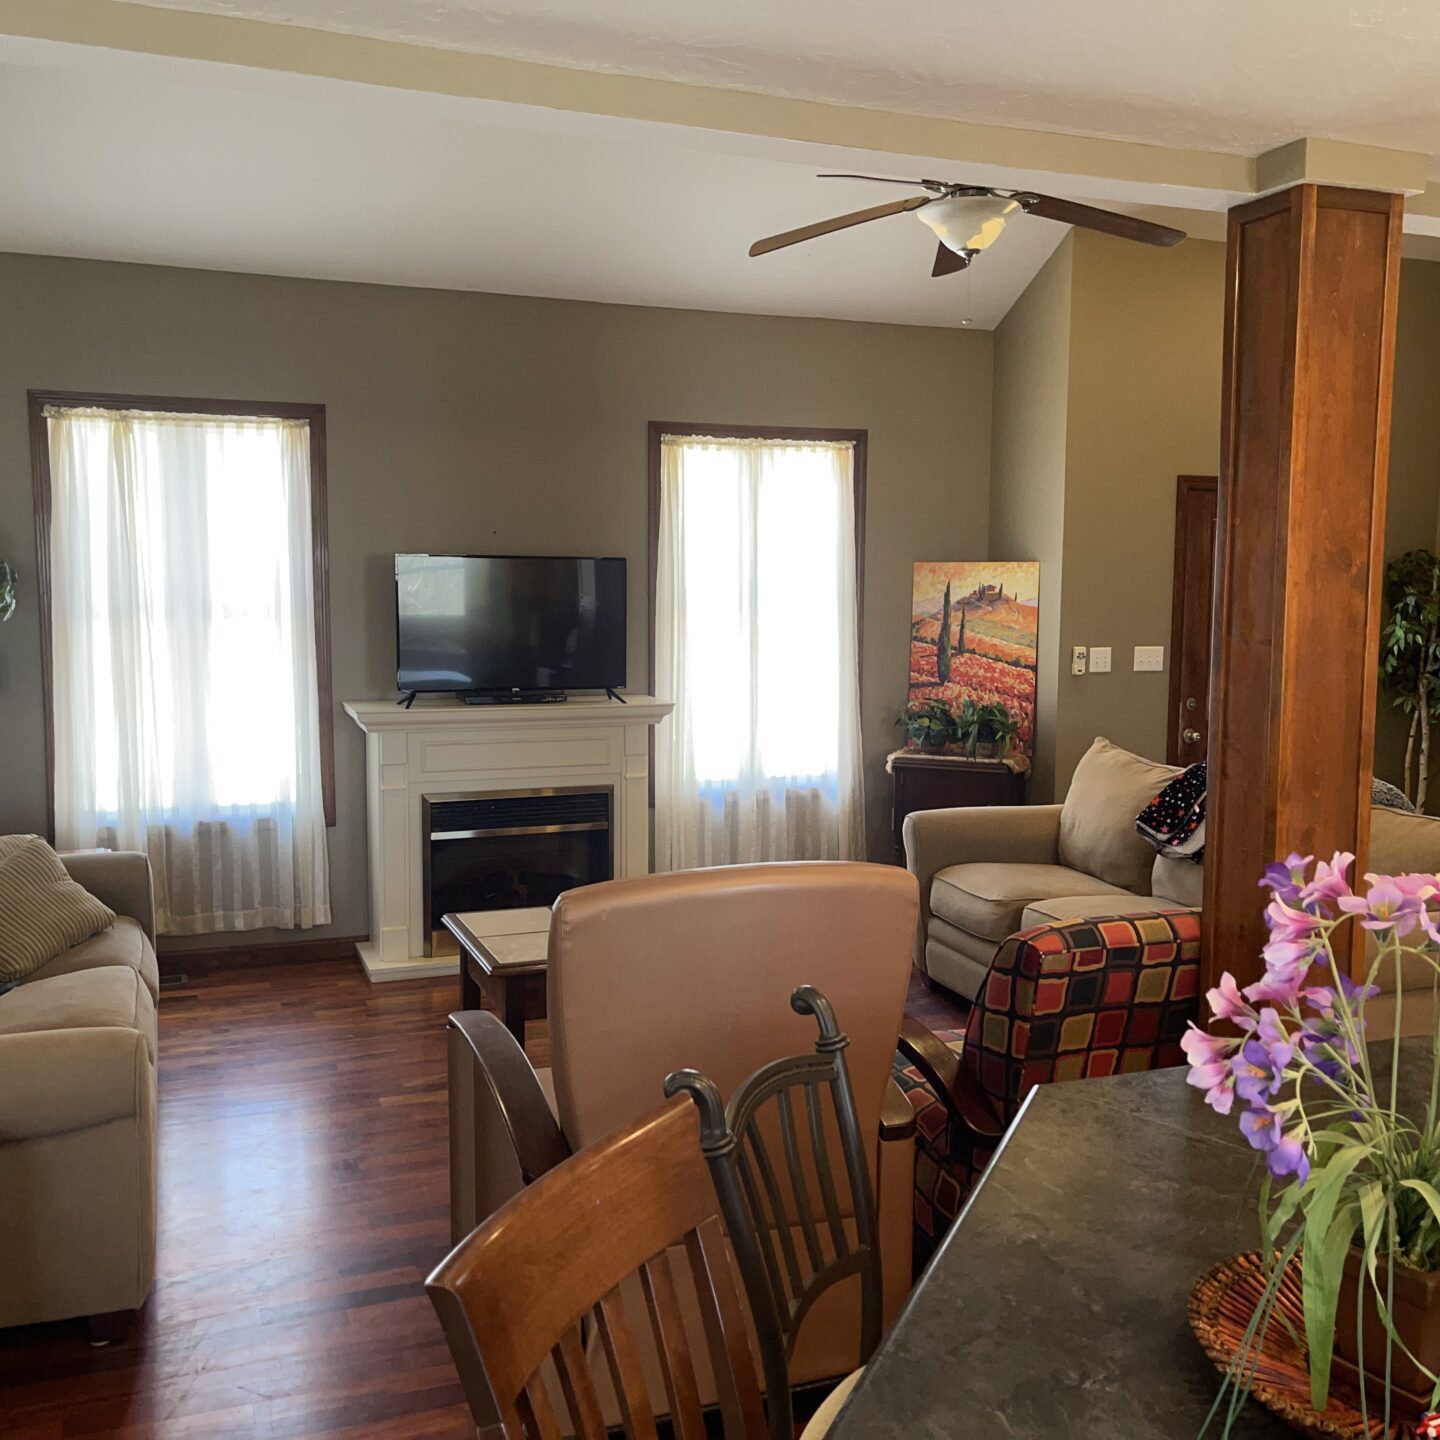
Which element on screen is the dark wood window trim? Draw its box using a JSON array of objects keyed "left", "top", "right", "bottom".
[
  {"left": 645, "top": 422, "right": 868, "bottom": 801},
  {"left": 27, "top": 389, "right": 336, "bottom": 834}
]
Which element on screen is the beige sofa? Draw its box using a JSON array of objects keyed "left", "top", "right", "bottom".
[
  {"left": 905, "top": 737, "right": 1440, "bottom": 1004},
  {"left": 0, "top": 850, "right": 159, "bottom": 1338}
]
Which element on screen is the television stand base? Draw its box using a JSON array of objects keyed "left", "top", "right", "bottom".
[{"left": 458, "top": 689, "right": 568, "bottom": 706}]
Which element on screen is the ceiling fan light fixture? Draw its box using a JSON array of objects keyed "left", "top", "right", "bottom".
[{"left": 917, "top": 194, "right": 1020, "bottom": 254}]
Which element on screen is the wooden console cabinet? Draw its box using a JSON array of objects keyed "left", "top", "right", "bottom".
[{"left": 888, "top": 749, "right": 1027, "bottom": 862}]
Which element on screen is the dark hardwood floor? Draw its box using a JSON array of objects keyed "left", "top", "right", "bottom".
[{"left": 0, "top": 958, "right": 965, "bottom": 1437}]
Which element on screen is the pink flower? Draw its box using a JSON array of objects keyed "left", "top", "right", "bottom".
[
  {"left": 1182, "top": 1025, "right": 1239, "bottom": 1115},
  {"left": 1385, "top": 872, "right": 1439, "bottom": 899},
  {"left": 1300, "top": 852, "right": 1355, "bottom": 908},
  {"left": 1265, "top": 897, "right": 1323, "bottom": 942},
  {"left": 1206, "top": 972, "right": 1257, "bottom": 1031}
]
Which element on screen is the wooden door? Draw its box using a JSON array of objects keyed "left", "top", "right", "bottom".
[{"left": 1167, "top": 475, "right": 1219, "bottom": 766}]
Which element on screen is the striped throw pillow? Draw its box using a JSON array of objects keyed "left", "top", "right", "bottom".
[{"left": 0, "top": 835, "right": 116, "bottom": 981}]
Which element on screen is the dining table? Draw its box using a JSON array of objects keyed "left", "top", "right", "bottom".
[{"left": 829, "top": 1037, "right": 1436, "bottom": 1438}]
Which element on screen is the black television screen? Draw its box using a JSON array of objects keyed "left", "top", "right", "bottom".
[{"left": 395, "top": 554, "right": 627, "bottom": 695}]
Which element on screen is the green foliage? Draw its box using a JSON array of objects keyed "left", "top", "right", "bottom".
[
  {"left": 0, "top": 561, "right": 14, "bottom": 624},
  {"left": 1379, "top": 549, "right": 1440, "bottom": 720},
  {"left": 936, "top": 581, "right": 953, "bottom": 684},
  {"left": 954, "top": 698, "right": 1019, "bottom": 757},
  {"left": 898, "top": 698, "right": 955, "bottom": 749}
]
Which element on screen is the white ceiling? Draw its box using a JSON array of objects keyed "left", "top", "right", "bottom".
[
  {"left": 0, "top": 38, "right": 1076, "bottom": 329},
  {"left": 115, "top": 0, "right": 1440, "bottom": 164}
]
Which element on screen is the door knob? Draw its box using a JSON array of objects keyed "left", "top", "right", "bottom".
[{"left": 1183, "top": 728, "right": 1202, "bottom": 744}]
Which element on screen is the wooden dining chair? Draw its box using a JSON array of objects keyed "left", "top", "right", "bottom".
[
  {"left": 665, "top": 985, "right": 881, "bottom": 1440},
  {"left": 426, "top": 1096, "right": 770, "bottom": 1440}
]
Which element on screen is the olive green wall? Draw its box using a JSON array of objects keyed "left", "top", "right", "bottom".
[
  {"left": 1056, "top": 231, "right": 1227, "bottom": 792},
  {"left": 989, "top": 236, "right": 1073, "bottom": 803},
  {"left": 0, "top": 251, "right": 993, "bottom": 945},
  {"left": 994, "top": 235, "right": 1440, "bottom": 806},
  {"left": 1376, "top": 259, "right": 1440, "bottom": 806}
]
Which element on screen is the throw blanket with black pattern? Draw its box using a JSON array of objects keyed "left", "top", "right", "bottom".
[{"left": 1136, "top": 761, "right": 1206, "bottom": 863}]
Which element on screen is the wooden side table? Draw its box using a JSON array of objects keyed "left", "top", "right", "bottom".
[
  {"left": 443, "top": 907, "right": 551, "bottom": 1051},
  {"left": 887, "top": 749, "right": 1027, "bottom": 862}
]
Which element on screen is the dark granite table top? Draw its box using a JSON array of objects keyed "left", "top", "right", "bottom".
[{"left": 832, "top": 1038, "right": 1437, "bottom": 1439}]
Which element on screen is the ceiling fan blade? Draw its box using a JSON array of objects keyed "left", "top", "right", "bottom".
[
  {"left": 1016, "top": 193, "right": 1186, "bottom": 247},
  {"left": 749, "top": 195, "right": 932, "bottom": 257},
  {"left": 931, "top": 242, "right": 971, "bottom": 277},
  {"left": 817, "top": 172, "right": 939, "bottom": 187}
]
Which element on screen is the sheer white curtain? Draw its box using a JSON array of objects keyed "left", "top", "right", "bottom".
[
  {"left": 48, "top": 407, "right": 331, "bottom": 934},
  {"left": 655, "top": 434, "right": 865, "bottom": 869}
]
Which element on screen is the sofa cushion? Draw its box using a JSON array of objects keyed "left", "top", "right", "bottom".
[
  {"left": 1021, "top": 893, "right": 1192, "bottom": 928},
  {"left": 0, "top": 835, "right": 116, "bottom": 982},
  {"left": 22, "top": 916, "right": 159, "bottom": 1001},
  {"left": 930, "top": 862, "right": 1132, "bottom": 942},
  {"left": 0, "top": 966, "right": 156, "bottom": 1064},
  {"left": 1371, "top": 805, "right": 1440, "bottom": 877},
  {"left": 1152, "top": 854, "right": 1204, "bottom": 907},
  {"left": 1058, "top": 739, "right": 1179, "bottom": 893}
]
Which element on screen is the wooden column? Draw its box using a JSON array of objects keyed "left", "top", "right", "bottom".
[{"left": 1203, "top": 184, "right": 1402, "bottom": 990}]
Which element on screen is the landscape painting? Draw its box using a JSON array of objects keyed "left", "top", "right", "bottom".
[{"left": 908, "top": 560, "right": 1040, "bottom": 762}]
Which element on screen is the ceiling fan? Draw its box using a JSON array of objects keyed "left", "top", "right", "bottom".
[{"left": 750, "top": 174, "right": 1186, "bottom": 277}]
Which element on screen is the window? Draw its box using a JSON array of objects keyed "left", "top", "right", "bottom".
[
  {"left": 648, "top": 423, "right": 866, "bottom": 869},
  {"left": 30, "top": 392, "right": 333, "bottom": 935}
]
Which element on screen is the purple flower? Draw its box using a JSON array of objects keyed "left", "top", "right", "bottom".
[
  {"left": 1260, "top": 853, "right": 1314, "bottom": 906},
  {"left": 1336, "top": 878, "right": 1423, "bottom": 935},
  {"left": 1302, "top": 972, "right": 1377, "bottom": 1019},
  {"left": 1233, "top": 1037, "right": 1290, "bottom": 1104},
  {"left": 1182, "top": 1024, "right": 1238, "bottom": 1115},
  {"left": 1237, "top": 1102, "right": 1311, "bottom": 1183},
  {"left": 1238, "top": 1103, "right": 1280, "bottom": 1151},
  {"left": 1206, "top": 972, "right": 1257, "bottom": 1031},
  {"left": 1268, "top": 1131, "right": 1311, "bottom": 1184}
]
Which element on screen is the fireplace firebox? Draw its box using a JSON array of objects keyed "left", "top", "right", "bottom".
[{"left": 422, "top": 788, "right": 613, "bottom": 955}]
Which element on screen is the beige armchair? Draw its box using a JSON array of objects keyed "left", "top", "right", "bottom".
[
  {"left": 905, "top": 739, "right": 1191, "bottom": 1000},
  {"left": 448, "top": 861, "right": 920, "bottom": 1423},
  {"left": 0, "top": 850, "right": 159, "bottom": 1340}
]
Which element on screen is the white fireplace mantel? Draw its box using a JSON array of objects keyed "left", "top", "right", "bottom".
[{"left": 344, "top": 694, "right": 673, "bottom": 982}]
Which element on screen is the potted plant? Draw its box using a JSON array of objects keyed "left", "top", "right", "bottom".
[
  {"left": 0, "top": 561, "right": 14, "bottom": 624},
  {"left": 1185, "top": 854, "right": 1440, "bottom": 1432},
  {"left": 954, "top": 699, "right": 1018, "bottom": 759},
  {"left": 1379, "top": 548, "right": 1440, "bottom": 808},
  {"left": 898, "top": 699, "right": 955, "bottom": 753}
]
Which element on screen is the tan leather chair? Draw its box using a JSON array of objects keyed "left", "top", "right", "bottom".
[{"left": 448, "top": 861, "right": 919, "bottom": 1424}]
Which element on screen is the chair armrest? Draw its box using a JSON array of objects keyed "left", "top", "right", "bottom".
[
  {"left": 447, "top": 1011, "right": 572, "bottom": 1246},
  {"left": 59, "top": 850, "right": 157, "bottom": 947},
  {"left": 879, "top": 1076, "right": 916, "bottom": 1141},
  {"left": 903, "top": 805, "right": 1063, "bottom": 973},
  {"left": 0, "top": 1028, "right": 151, "bottom": 1141},
  {"left": 902, "top": 803, "right": 1063, "bottom": 880},
  {"left": 448, "top": 1011, "right": 569, "bottom": 1183},
  {"left": 897, "top": 1017, "right": 1004, "bottom": 1140}
]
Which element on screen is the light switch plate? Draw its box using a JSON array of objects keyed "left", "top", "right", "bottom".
[
  {"left": 1090, "top": 646, "right": 1112, "bottom": 673},
  {"left": 1134, "top": 645, "right": 1165, "bottom": 673},
  {"left": 1071, "top": 645, "right": 1087, "bottom": 676}
]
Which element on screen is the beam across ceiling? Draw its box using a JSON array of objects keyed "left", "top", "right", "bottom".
[{"left": 3, "top": 0, "right": 1437, "bottom": 236}]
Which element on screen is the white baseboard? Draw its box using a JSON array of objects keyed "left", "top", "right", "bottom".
[{"left": 356, "top": 940, "right": 460, "bottom": 984}]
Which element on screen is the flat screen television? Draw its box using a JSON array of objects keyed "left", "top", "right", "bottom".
[{"left": 395, "top": 554, "right": 626, "bottom": 697}]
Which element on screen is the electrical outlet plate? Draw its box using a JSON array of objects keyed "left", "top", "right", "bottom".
[
  {"left": 1090, "top": 646, "right": 1112, "bottom": 673},
  {"left": 1133, "top": 645, "right": 1165, "bottom": 673},
  {"left": 1071, "top": 645, "right": 1087, "bottom": 676}
]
